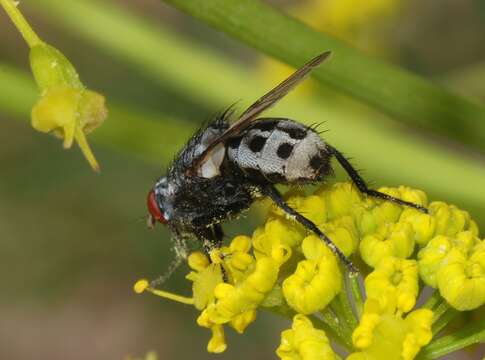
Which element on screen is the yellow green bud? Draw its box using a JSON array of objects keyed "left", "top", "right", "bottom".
[
  {"left": 399, "top": 208, "right": 436, "bottom": 246},
  {"left": 29, "top": 42, "right": 107, "bottom": 171},
  {"left": 418, "top": 231, "right": 479, "bottom": 287},
  {"left": 430, "top": 202, "right": 476, "bottom": 237},
  {"left": 30, "top": 43, "right": 83, "bottom": 93},
  {"left": 437, "top": 241, "right": 485, "bottom": 310}
]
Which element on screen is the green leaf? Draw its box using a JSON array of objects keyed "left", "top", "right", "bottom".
[{"left": 160, "top": 0, "right": 485, "bottom": 152}]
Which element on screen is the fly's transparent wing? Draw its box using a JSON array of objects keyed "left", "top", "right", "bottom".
[{"left": 191, "top": 51, "right": 332, "bottom": 176}]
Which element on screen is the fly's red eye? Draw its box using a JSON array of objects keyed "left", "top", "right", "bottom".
[{"left": 147, "top": 190, "right": 168, "bottom": 225}]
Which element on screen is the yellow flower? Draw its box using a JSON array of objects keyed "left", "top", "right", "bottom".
[
  {"left": 30, "top": 42, "right": 107, "bottom": 171},
  {"left": 356, "top": 186, "right": 427, "bottom": 237},
  {"left": 201, "top": 246, "right": 289, "bottom": 325},
  {"left": 276, "top": 314, "right": 336, "bottom": 360},
  {"left": 365, "top": 257, "right": 419, "bottom": 313},
  {"left": 360, "top": 222, "right": 415, "bottom": 268},
  {"left": 134, "top": 182, "right": 483, "bottom": 357},
  {"left": 418, "top": 231, "right": 479, "bottom": 288},
  {"left": 207, "top": 324, "right": 227, "bottom": 353},
  {"left": 430, "top": 202, "right": 478, "bottom": 237},
  {"left": 271, "top": 192, "right": 327, "bottom": 226},
  {"left": 253, "top": 216, "right": 306, "bottom": 258},
  {"left": 319, "top": 215, "right": 359, "bottom": 256},
  {"left": 399, "top": 208, "right": 436, "bottom": 246},
  {"left": 350, "top": 299, "right": 433, "bottom": 360},
  {"left": 314, "top": 182, "right": 362, "bottom": 220},
  {"left": 185, "top": 252, "right": 223, "bottom": 310},
  {"left": 283, "top": 235, "right": 342, "bottom": 314},
  {"left": 436, "top": 240, "right": 485, "bottom": 311}
]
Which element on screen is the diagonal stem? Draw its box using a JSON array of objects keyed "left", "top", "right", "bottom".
[
  {"left": 419, "top": 320, "right": 485, "bottom": 359},
  {"left": 0, "top": 0, "right": 41, "bottom": 47}
]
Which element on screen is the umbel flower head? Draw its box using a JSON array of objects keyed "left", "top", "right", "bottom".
[{"left": 135, "top": 182, "right": 485, "bottom": 359}]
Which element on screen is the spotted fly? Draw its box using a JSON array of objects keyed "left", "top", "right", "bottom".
[{"left": 146, "top": 52, "right": 427, "bottom": 284}]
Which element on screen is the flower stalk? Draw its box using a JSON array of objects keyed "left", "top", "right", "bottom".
[
  {"left": 0, "top": 0, "right": 41, "bottom": 47},
  {"left": 0, "top": 0, "right": 107, "bottom": 171}
]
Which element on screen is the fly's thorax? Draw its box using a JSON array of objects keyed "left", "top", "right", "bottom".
[{"left": 227, "top": 119, "right": 331, "bottom": 183}]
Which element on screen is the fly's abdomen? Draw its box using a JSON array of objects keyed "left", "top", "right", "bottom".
[{"left": 227, "top": 119, "right": 331, "bottom": 184}]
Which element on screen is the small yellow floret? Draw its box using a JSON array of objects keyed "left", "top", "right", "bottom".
[
  {"left": 360, "top": 222, "right": 415, "bottom": 268},
  {"left": 134, "top": 279, "right": 149, "bottom": 294},
  {"left": 207, "top": 324, "right": 227, "bottom": 353},
  {"left": 365, "top": 257, "right": 419, "bottom": 313},
  {"left": 276, "top": 314, "right": 336, "bottom": 360},
  {"left": 437, "top": 241, "right": 485, "bottom": 310},
  {"left": 351, "top": 299, "right": 433, "bottom": 360},
  {"left": 283, "top": 236, "right": 342, "bottom": 314}
]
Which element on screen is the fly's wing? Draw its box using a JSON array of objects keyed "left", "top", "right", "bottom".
[{"left": 191, "top": 51, "right": 332, "bottom": 177}]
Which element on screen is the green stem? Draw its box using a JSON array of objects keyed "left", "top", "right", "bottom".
[
  {"left": 320, "top": 308, "right": 353, "bottom": 350},
  {"left": 0, "top": 0, "right": 41, "bottom": 47},
  {"left": 338, "top": 289, "right": 358, "bottom": 330},
  {"left": 431, "top": 299, "right": 450, "bottom": 324},
  {"left": 431, "top": 308, "right": 459, "bottom": 336},
  {"left": 160, "top": 0, "right": 485, "bottom": 153},
  {"left": 263, "top": 305, "right": 352, "bottom": 352},
  {"left": 350, "top": 275, "right": 364, "bottom": 319},
  {"left": 419, "top": 321, "right": 485, "bottom": 359}
]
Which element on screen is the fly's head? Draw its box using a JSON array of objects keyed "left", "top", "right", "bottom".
[{"left": 147, "top": 176, "right": 174, "bottom": 229}]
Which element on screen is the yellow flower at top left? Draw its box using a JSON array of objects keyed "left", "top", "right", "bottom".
[
  {"left": 0, "top": 0, "right": 107, "bottom": 171},
  {"left": 30, "top": 43, "right": 107, "bottom": 171}
]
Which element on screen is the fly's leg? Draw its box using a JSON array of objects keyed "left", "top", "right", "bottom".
[
  {"left": 328, "top": 145, "right": 428, "bottom": 213},
  {"left": 262, "top": 185, "right": 358, "bottom": 275},
  {"left": 201, "top": 224, "right": 229, "bottom": 282},
  {"left": 201, "top": 224, "right": 224, "bottom": 257},
  {"left": 149, "top": 232, "right": 188, "bottom": 288},
  {"left": 149, "top": 225, "right": 225, "bottom": 288}
]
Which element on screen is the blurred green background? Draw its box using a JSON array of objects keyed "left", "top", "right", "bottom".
[{"left": 0, "top": 0, "right": 484, "bottom": 359}]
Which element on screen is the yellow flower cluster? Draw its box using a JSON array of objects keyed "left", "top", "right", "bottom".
[{"left": 135, "top": 182, "right": 483, "bottom": 359}]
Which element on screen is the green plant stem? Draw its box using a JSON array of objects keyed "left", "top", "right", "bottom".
[
  {"left": 0, "top": 0, "right": 41, "bottom": 47},
  {"left": 160, "top": 0, "right": 485, "bottom": 153},
  {"left": 264, "top": 305, "right": 352, "bottom": 352},
  {"left": 320, "top": 308, "right": 353, "bottom": 349},
  {"left": 431, "top": 308, "right": 459, "bottom": 336},
  {"left": 350, "top": 276, "right": 364, "bottom": 319},
  {"left": 419, "top": 320, "right": 485, "bottom": 359},
  {"left": 337, "top": 283, "right": 358, "bottom": 330},
  {"left": 431, "top": 299, "right": 450, "bottom": 324}
]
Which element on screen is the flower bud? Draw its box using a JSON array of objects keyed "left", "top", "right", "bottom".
[{"left": 29, "top": 42, "right": 107, "bottom": 171}]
